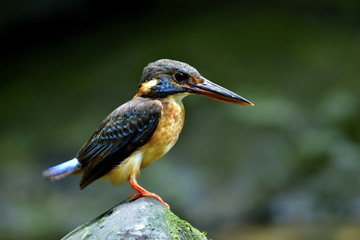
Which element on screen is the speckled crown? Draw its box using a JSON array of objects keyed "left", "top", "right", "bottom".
[{"left": 141, "top": 59, "right": 201, "bottom": 82}]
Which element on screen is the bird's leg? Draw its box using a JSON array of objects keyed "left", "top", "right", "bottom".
[{"left": 129, "top": 176, "right": 170, "bottom": 209}]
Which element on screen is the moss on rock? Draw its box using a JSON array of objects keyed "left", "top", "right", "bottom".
[
  {"left": 62, "top": 197, "right": 207, "bottom": 240},
  {"left": 165, "top": 210, "right": 207, "bottom": 240}
]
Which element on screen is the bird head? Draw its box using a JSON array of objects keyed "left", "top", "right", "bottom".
[{"left": 136, "top": 59, "right": 253, "bottom": 106}]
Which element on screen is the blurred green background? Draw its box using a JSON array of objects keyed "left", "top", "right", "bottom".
[{"left": 1, "top": 1, "right": 360, "bottom": 239}]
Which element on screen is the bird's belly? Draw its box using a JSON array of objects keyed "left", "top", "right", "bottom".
[
  {"left": 107, "top": 151, "right": 142, "bottom": 185},
  {"left": 139, "top": 97, "right": 185, "bottom": 168},
  {"left": 107, "top": 96, "right": 185, "bottom": 185}
]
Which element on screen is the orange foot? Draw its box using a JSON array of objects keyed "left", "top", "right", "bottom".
[{"left": 129, "top": 176, "right": 170, "bottom": 209}]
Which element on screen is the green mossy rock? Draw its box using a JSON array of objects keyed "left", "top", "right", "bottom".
[{"left": 62, "top": 197, "right": 208, "bottom": 240}]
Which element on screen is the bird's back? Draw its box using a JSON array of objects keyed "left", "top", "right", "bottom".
[{"left": 77, "top": 97, "right": 163, "bottom": 189}]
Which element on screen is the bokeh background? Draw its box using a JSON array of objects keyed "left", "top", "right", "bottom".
[{"left": 1, "top": 1, "right": 360, "bottom": 239}]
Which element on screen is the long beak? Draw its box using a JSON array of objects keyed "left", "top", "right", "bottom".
[{"left": 182, "top": 77, "right": 253, "bottom": 106}]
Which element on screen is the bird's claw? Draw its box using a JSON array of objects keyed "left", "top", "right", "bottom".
[{"left": 129, "top": 192, "right": 170, "bottom": 209}]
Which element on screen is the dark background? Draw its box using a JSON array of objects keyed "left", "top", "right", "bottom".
[{"left": 1, "top": 1, "right": 360, "bottom": 239}]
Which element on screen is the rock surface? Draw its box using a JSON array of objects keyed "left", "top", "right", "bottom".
[{"left": 62, "top": 197, "right": 208, "bottom": 240}]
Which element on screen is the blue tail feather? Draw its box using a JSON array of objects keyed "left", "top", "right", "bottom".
[{"left": 43, "top": 158, "right": 82, "bottom": 181}]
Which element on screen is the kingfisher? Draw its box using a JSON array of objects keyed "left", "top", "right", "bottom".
[{"left": 43, "top": 59, "right": 253, "bottom": 209}]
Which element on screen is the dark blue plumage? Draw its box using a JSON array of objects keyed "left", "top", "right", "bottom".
[
  {"left": 149, "top": 77, "right": 186, "bottom": 97},
  {"left": 77, "top": 97, "right": 162, "bottom": 189}
]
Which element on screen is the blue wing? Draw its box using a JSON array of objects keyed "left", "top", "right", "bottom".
[{"left": 77, "top": 97, "right": 162, "bottom": 189}]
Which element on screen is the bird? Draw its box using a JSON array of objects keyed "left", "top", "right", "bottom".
[{"left": 43, "top": 59, "right": 253, "bottom": 209}]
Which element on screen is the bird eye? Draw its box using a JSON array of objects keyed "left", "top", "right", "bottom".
[{"left": 174, "top": 72, "right": 189, "bottom": 82}]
